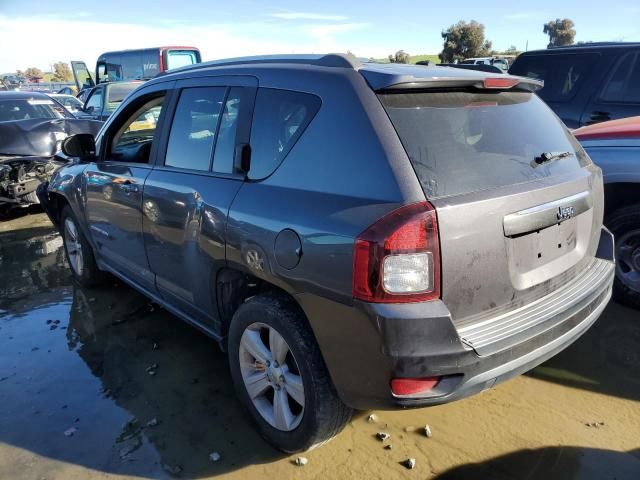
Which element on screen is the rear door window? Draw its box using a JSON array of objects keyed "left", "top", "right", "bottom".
[
  {"left": 600, "top": 52, "right": 640, "bottom": 103},
  {"left": 509, "top": 53, "right": 598, "bottom": 102},
  {"left": 379, "top": 90, "right": 588, "bottom": 199},
  {"left": 164, "top": 87, "right": 225, "bottom": 171},
  {"left": 211, "top": 87, "right": 246, "bottom": 174},
  {"left": 248, "top": 88, "right": 321, "bottom": 180}
]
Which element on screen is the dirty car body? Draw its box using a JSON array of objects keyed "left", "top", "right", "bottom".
[
  {"left": 39, "top": 55, "right": 615, "bottom": 452},
  {"left": 0, "top": 92, "right": 102, "bottom": 208}
]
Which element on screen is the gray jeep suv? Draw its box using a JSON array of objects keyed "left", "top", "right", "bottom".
[{"left": 38, "top": 54, "right": 615, "bottom": 452}]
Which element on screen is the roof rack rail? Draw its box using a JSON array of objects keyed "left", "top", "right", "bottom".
[
  {"left": 548, "top": 41, "right": 640, "bottom": 48},
  {"left": 163, "top": 53, "right": 362, "bottom": 76}
]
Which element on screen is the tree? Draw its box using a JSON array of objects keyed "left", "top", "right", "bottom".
[
  {"left": 543, "top": 18, "right": 576, "bottom": 48},
  {"left": 439, "top": 20, "right": 492, "bottom": 63},
  {"left": 24, "top": 67, "right": 43, "bottom": 79},
  {"left": 388, "top": 50, "right": 410, "bottom": 64},
  {"left": 51, "top": 62, "right": 73, "bottom": 82}
]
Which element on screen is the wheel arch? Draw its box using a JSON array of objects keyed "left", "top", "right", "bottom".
[
  {"left": 215, "top": 267, "right": 313, "bottom": 343},
  {"left": 604, "top": 182, "right": 640, "bottom": 218}
]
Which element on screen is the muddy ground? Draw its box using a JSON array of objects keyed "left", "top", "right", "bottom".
[{"left": 0, "top": 211, "right": 638, "bottom": 480}]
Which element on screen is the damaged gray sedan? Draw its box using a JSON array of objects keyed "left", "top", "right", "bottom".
[{"left": 0, "top": 92, "right": 102, "bottom": 211}]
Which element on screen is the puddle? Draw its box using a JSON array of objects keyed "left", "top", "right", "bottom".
[{"left": 0, "top": 214, "right": 638, "bottom": 480}]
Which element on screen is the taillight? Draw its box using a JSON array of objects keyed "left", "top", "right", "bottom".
[
  {"left": 483, "top": 77, "right": 520, "bottom": 89},
  {"left": 353, "top": 201, "right": 440, "bottom": 303}
]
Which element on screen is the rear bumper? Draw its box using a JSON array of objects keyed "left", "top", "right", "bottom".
[{"left": 299, "top": 227, "right": 615, "bottom": 410}]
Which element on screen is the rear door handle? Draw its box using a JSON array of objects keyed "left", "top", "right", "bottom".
[
  {"left": 587, "top": 111, "right": 611, "bottom": 125},
  {"left": 118, "top": 180, "right": 140, "bottom": 194}
]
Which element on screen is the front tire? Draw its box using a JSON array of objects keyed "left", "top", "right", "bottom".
[
  {"left": 60, "top": 206, "right": 105, "bottom": 288},
  {"left": 606, "top": 203, "right": 640, "bottom": 309},
  {"left": 228, "top": 293, "right": 352, "bottom": 452}
]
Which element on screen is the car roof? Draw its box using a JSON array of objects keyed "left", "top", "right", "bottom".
[
  {"left": 574, "top": 116, "right": 640, "bottom": 141},
  {"left": 519, "top": 42, "right": 640, "bottom": 56},
  {"left": 155, "top": 53, "right": 541, "bottom": 92},
  {"left": 0, "top": 91, "right": 52, "bottom": 100}
]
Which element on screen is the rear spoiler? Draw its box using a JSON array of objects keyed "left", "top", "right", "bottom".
[{"left": 368, "top": 74, "right": 543, "bottom": 93}]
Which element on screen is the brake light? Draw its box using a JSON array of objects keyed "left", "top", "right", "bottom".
[
  {"left": 353, "top": 202, "right": 440, "bottom": 303},
  {"left": 483, "top": 77, "right": 519, "bottom": 89}
]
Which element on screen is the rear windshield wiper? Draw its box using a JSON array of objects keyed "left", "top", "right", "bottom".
[{"left": 534, "top": 151, "right": 574, "bottom": 166}]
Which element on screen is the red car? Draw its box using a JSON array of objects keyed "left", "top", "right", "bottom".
[{"left": 575, "top": 117, "right": 640, "bottom": 308}]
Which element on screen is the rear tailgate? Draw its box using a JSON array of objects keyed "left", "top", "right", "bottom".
[{"left": 379, "top": 88, "right": 605, "bottom": 352}]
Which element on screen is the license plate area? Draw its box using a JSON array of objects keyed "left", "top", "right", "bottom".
[{"left": 506, "top": 213, "right": 591, "bottom": 291}]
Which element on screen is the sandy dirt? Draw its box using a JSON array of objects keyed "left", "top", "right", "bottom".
[{"left": 0, "top": 212, "right": 638, "bottom": 480}]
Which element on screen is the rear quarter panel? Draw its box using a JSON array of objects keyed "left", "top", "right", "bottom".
[{"left": 225, "top": 66, "right": 425, "bottom": 305}]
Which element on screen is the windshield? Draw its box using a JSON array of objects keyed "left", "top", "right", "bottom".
[
  {"left": 0, "top": 98, "right": 66, "bottom": 122},
  {"left": 379, "top": 90, "right": 589, "bottom": 199},
  {"left": 105, "top": 83, "right": 139, "bottom": 111},
  {"left": 166, "top": 50, "right": 198, "bottom": 70}
]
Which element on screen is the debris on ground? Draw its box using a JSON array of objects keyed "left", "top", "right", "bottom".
[
  {"left": 424, "top": 424, "right": 433, "bottom": 438},
  {"left": 152, "top": 342, "right": 159, "bottom": 350},
  {"left": 367, "top": 413, "right": 378, "bottom": 423},
  {"left": 146, "top": 364, "right": 158, "bottom": 376},
  {"left": 402, "top": 458, "right": 416, "bottom": 470},
  {"left": 585, "top": 421, "right": 605, "bottom": 428},
  {"left": 384, "top": 444, "right": 393, "bottom": 450},
  {"left": 145, "top": 417, "right": 158, "bottom": 427},
  {"left": 209, "top": 452, "right": 221, "bottom": 462},
  {"left": 63, "top": 427, "right": 77, "bottom": 437},
  {"left": 376, "top": 432, "right": 391, "bottom": 442},
  {"left": 294, "top": 456, "right": 308, "bottom": 466}
]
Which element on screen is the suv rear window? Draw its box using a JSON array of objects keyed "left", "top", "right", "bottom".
[
  {"left": 379, "top": 90, "right": 588, "bottom": 199},
  {"left": 509, "top": 53, "right": 598, "bottom": 102}
]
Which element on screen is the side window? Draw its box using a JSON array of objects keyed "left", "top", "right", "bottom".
[
  {"left": 109, "top": 96, "right": 165, "bottom": 163},
  {"left": 142, "top": 51, "right": 160, "bottom": 78},
  {"left": 164, "top": 87, "right": 226, "bottom": 171},
  {"left": 85, "top": 89, "right": 103, "bottom": 111},
  {"left": 96, "top": 62, "right": 108, "bottom": 84},
  {"left": 212, "top": 87, "right": 247, "bottom": 174},
  {"left": 248, "top": 88, "right": 321, "bottom": 180},
  {"left": 601, "top": 52, "right": 640, "bottom": 103},
  {"left": 510, "top": 53, "right": 598, "bottom": 102},
  {"left": 121, "top": 51, "right": 143, "bottom": 80}
]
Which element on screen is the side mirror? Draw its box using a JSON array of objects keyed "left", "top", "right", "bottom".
[
  {"left": 84, "top": 105, "right": 94, "bottom": 114},
  {"left": 62, "top": 134, "right": 96, "bottom": 160}
]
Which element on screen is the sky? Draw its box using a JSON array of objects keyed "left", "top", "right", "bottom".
[{"left": 1, "top": 0, "right": 639, "bottom": 73}]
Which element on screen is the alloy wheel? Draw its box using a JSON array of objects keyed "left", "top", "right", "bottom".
[
  {"left": 239, "top": 322, "right": 305, "bottom": 431},
  {"left": 616, "top": 229, "right": 640, "bottom": 293},
  {"left": 64, "top": 217, "right": 84, "bottom": 277}
]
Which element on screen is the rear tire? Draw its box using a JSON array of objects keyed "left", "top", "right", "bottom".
[
  {"left": 227, "top": 292, "right": 352, "bottom": 452},
  {"left": 606, "top": 203, "right": 640, "bottom": 309},
  {"left": 60, "top": 206, "right": 106, "bottom": 288}
]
